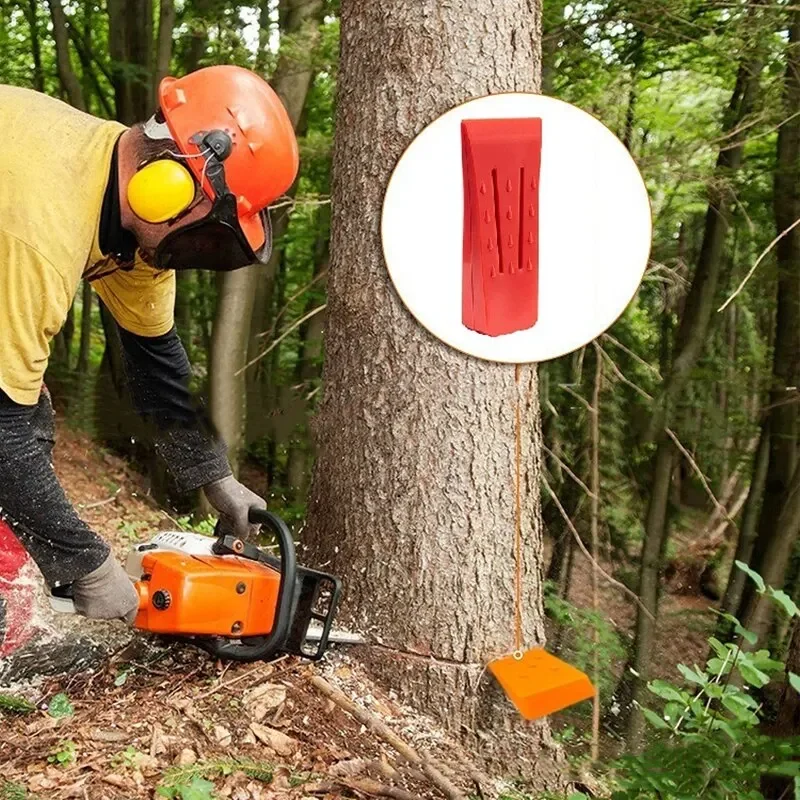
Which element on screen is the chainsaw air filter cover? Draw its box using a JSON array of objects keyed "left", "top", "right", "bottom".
[{"left": 133, "top": 548, "right": 281, "bottom": 638}]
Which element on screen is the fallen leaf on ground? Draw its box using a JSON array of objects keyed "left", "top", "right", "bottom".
[
  {"left": 176, "top": 748, "right": 197, "bottom": 766},
  {"left": 244, "top": 683, "right": 286, "bottom": 722},
  {"left": 100, "top": 773, "right": 130, "bottom": 788},
  {"left": 329, "top": 759, "right": 367, "bottom": 777},
  {"left": 249, "top": 722, "right": 297, "bottom": 756},
  {"left": 89, "top": 728, "right": 128, "bottom": 743},
  {"left": 214, "top": 723, "right": 233, "bottom": 746}
]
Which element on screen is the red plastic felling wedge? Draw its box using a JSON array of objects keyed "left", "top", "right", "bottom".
[{"left": 461, "top": 117, "right": 542, "bottom": 337}]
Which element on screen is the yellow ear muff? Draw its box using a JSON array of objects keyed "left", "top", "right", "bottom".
[{"left": 127, "top": 160, "right": 196, "bottom": 224}]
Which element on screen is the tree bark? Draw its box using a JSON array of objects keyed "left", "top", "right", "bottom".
[
  {"left": 76, "top": 281, "right": 93, "bottom": 375},
  {"left": 107, "top": 0, "right": 154, "bottom": 124},
  {"left": 154, "top": 0, "right": 176, "bottom": 93},
  {"left": 541, "top": 0, "right": 568, "bottom": 95},
  {"left": 23, "top": 0, "right": 45, "bottom": 92},
  {"left": 47, "top": 0, "right": 85, "bottom": 110},
  {"left": 619, "top": 1, "right": 768, "bottom": 746},
  {"left": 737, "top": 8, "right": 800, "bottom": 636},
  {"left": 303, "top": 0, "right": 560, "bottom": 780},
  {"left": 285, "top": 244, "right": 329, "bottom": 498},
  {"left": 720, "top": 414, "right": 771, "bottom": 623},
  {"left": 209, "top": 270, "right": 258, "bottom": 471},
  {"left": 212, "top": 0, "right": 324, "bottom": 468}
]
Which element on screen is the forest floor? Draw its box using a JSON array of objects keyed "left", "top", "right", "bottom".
[{"left": 0, "top": 418, "right": 718, "bottom": 799}]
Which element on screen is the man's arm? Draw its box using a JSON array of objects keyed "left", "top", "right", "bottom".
[
  {"left": 0, "top": 389, "right": 109, "bottom": 586},
  {"left": 116, "top": 323, "right": 266, "bottom": 536},
  {"left": 116, "top": 323, "right": 231, "bottom": 492},
  {"left": 0, "top": 389, "right": 138, "bottom": 622}
]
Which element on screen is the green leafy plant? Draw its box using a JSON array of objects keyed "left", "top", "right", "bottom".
[
  {"left": 0, "top": 781, "right": 33, "bottom": 800},
  {"left": 156, "top": 759, "right": 274, "bottom": 799},
  {"left": 118, "top": 519, "right": 148, "bottom": 542},
  {"left": 544, "top": 583, "right": 626, "bottom": 703},
  {"left": 46, "top": 693, "right": 74, "bottom": 719},
  {"left": 156, "top": 776, "right": 216, "bottom": 800},
  {"left": 175, "top": 515, "right": 217, "bottom": 536},
  {"left": 0, "top": 694, "right": 35, "bottom": 714},
  {"left": 112, "top": 746, "right": 144, "bottom": 770},
  {"left": 572, "top": 563, "right": 800, "bottom": 799},
  {"left": 47, "top": 740, "right": 77, "bottom": 768}
]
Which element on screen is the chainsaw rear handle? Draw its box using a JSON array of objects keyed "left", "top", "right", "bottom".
[{"left": 198, "top": 507, "right": 297, "bottom": 663}]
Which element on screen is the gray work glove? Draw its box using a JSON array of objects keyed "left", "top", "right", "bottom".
[
  {"left": 72, "top": 553, "right": 139, "bottom": 625},
  {"left": 203, "top": 475, "right": 266, "bottom": 541}
]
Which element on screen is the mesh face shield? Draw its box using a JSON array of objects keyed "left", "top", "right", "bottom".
[
  {"left": 154, "top": 195, "right": 272, "bottom": 271},
  {"left": 147, "top": 123, "right": 273, "bottom": 272}
]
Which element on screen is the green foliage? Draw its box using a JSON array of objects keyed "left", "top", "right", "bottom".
[
  {"left": 0, "top": 694, "right": 35, "bottom": 714},
  {"left": 544, "top": 583, "right": 626, "bottom": 703},
  {"left": 157, "top": 758, "right": 274, "bottom": 799},
  {"left": 577, "top": 565, "right": 800, "bottom": 799},
  {"left": 0, "top": 782, "right": 35, "bottom": 800},
  {"left": 47, "top": 741, "right": 77, "bottom": 768},
  {"left": 156, "top": 776, "right": 216, "bottom": 800},
  {"left": 46, "top": 693, "right": 74, "bottom": 719},
  {"left": 175, "top": 515, "right": 218, "bottom": 536}
]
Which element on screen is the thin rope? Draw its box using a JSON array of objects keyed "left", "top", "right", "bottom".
[{"left": 513, "top": 364, "right": 523, "bottom": 657}]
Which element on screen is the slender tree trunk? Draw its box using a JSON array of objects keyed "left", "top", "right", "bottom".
[
  {"left": 541, "top": 0, "right": 568, "bottom": 95},
  {"left": 76, "top": 281, "right": 93, "bottom": 375},
  {"left": 23, "top": 0, "right": 44, "bottom": 92},
  {"left": 209, "top": 271, "right": 258, "bottom": 472},
  {"left": 154, "top": 0, "right": 176, "bottom": 92},
  {"left": 737, "top": 9, "right": 800, "bottom": 637},
  {"left": 590, "top": 348, "right": 602, "bottom": 763},
  {"left": 720, "top": 416, "right": 771, "bottom": 623},
  {"left": 107, "top": 0, "right": 153, "bottom": 124},
  {"left": 304, "top": 0, "right": 560, "bottom": 780},
  {"left": 47, "top": 0, "right": 85, "bottom": 110},
  {"left": 284, "top": 249, "right": 329, "bottom": 498},
  {"left": 619, "top": 4, "right": 767, "bottom": 745},
  {"left": 213, "top": 0, "right": 324, "bottom": 467},
  {"left": 621, "top": 31, "right": 644, "bottom": 153}
]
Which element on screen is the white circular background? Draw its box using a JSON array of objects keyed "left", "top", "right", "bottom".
[{"left": 381, "top": 93, "right": 652, "bottom": 363}]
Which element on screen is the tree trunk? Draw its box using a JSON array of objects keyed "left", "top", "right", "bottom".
[
  {"left": 212, "top": 0, "right": 324, "bottom": 468},
  {"left": 209, "top": 270, "right": 258, "bottom": 472},
  {"left": 76, "top": 281, "right": 93, "bottom": 375},
  {"left": 284, "top": 244, "right": 329, "bottom": 499},
  {"left": 154, "top": 0, "right": 176, "bottom": 92},
  {"left": 47, "top": 0, "right": 85, "bottom": 110},
  {"left": 737, "top": 9, "right": 800, "bottom": 636},
  {"left": 719, "top": 414, "right": 771, "bottom": 623},
  {"left": 619, "top": 3, "right": 767, "bottom": 745},
  {"left": 541, "top": 0, "right": 568, "bottom": 95},
  {"left": 303, "top": 0, "right": 560, "bottom": 780},
  {"left": 23, "top": 0, "right": 45, "bottom": 92},
  {"left": 107, "top": 0, "right": 153, "bottom": 124}
]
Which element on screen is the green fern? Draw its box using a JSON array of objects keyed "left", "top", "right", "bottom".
[
  {"left": 0, "top": 695, "right": 35, "bottom": 714},
  {"left": 0, "top": 781, "right": 33, "bottom": 800}
]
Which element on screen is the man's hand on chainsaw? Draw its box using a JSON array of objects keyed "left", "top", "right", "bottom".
[
  {"left": 203, "top": 475, "right": 266, "bottom": 541},
  {"left": 72, "top": 553, "right": 139, "bottom": 625}
]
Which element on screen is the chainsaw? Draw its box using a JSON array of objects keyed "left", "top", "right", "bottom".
[{"left": 52, "top": 508, "right": 342, "bottom": 662}]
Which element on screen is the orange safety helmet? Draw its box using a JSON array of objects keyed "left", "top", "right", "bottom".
[{"left": 159, "top": 66, "right": 298, "bottom": 254}]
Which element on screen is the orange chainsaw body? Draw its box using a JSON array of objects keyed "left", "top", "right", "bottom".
[{"left": 134, "top": 550, "right": 281, "bottom": 637}]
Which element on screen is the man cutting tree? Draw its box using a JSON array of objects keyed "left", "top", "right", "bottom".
[{"left": 0, "top": 66, "right": 299, "bottom": 632}]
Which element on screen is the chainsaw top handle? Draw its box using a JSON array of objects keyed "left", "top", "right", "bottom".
[{"left": 198, "top": 507, "right": 297, "bottom": 663}]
